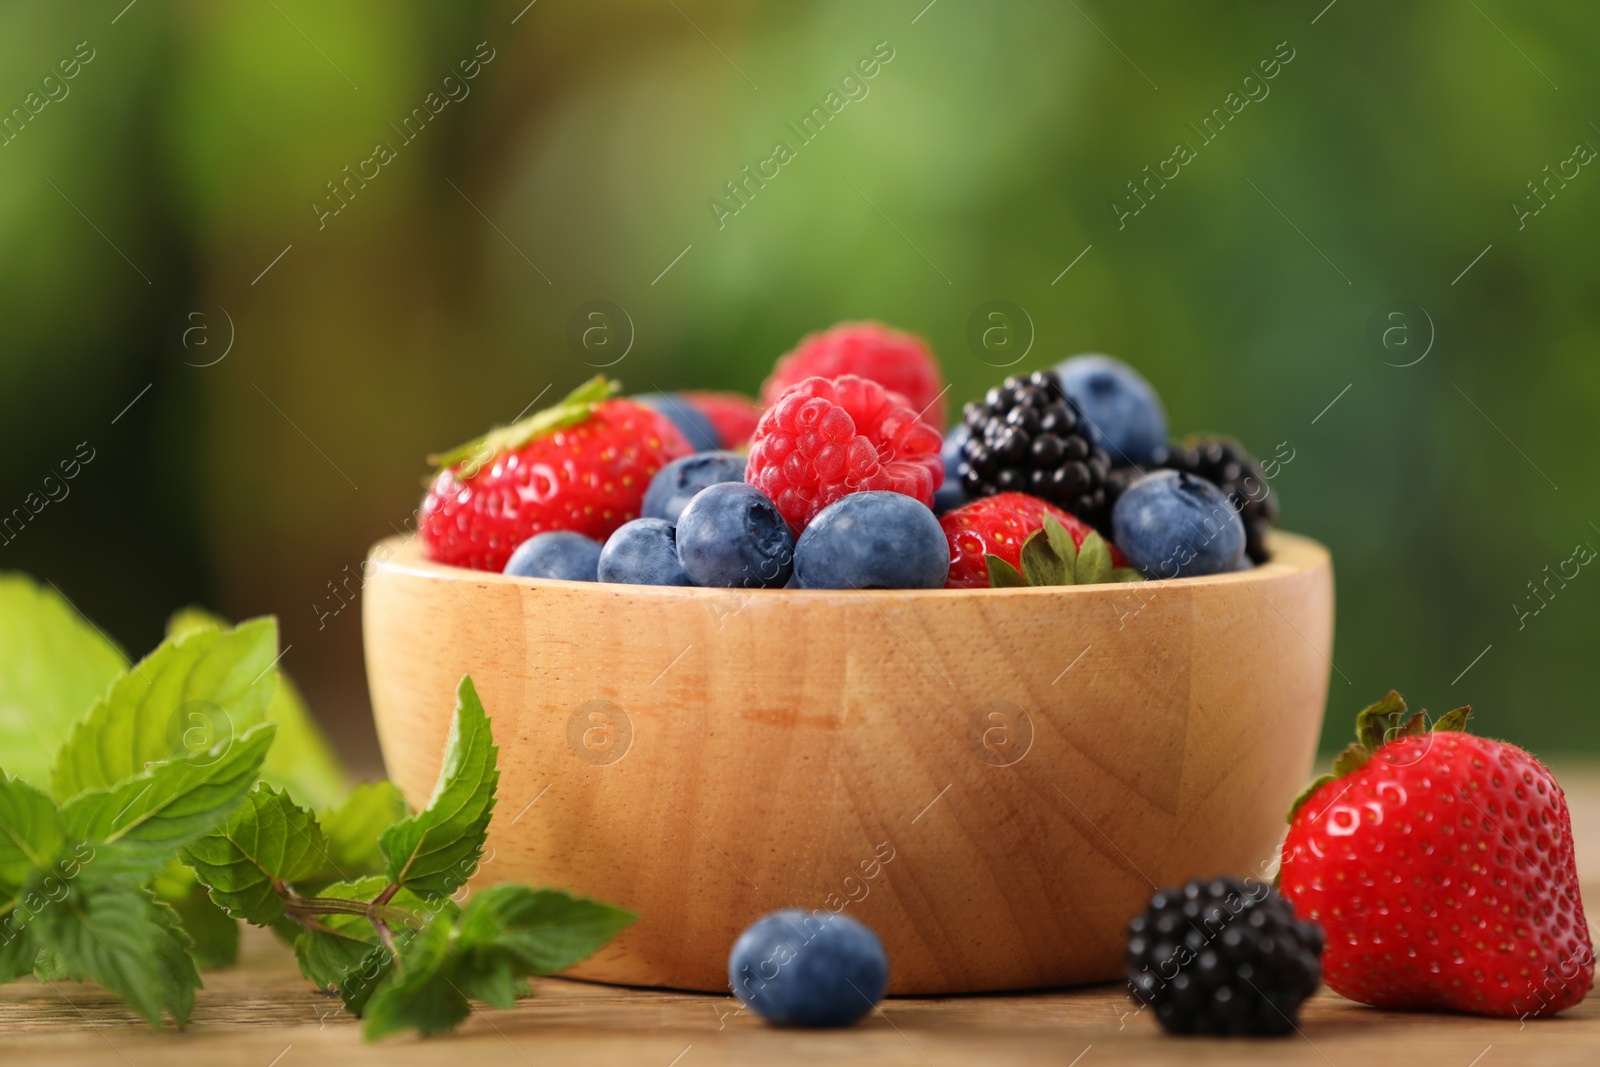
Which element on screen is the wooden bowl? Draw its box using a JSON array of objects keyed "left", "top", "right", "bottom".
[{"left": 363, "top": 532, "right": 1333, "bottom": 994}]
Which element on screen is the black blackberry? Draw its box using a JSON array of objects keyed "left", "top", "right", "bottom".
[
  {"left": 1104, "top": 436, "right": 1279, "bottom": 563},
  {"left": 959, "top": 371, "right": 1112, "bottom": 530},
  {"left": 1125, "top": 876, "right": 1323, "bottom": 1037}
]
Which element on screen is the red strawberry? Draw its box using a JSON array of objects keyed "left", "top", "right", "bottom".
[
  {"left": 684, "top": 390, "right": 764, "bottom": 449},
  {"left": 746, "top": 375, "right": 943, "bottom": 534},
  {"left": 419, "top": 377, "right": 690, "bottom": 571},
  {"left": 762, "top": 322, "right": 947, "bottom": 430},
  {"left": 1280, "top": 693, "right": 1594, "bottom": 1018},
  {"left": 940, "top": 493, "right": 1126, "bottom": 589}
]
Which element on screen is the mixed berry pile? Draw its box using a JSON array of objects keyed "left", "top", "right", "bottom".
[{"left": 418, "top": 321, "right": 1279, "bottom": 589}]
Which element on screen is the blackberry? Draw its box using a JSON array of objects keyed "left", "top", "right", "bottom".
[
  {"left": 959, "top": 371, "right": 1112, "bottom": 531},
  {"left": 1125, "top": 876, "right": 1323, "bottom": 1037},
  {"left": 1105, "top": 436, "right": 1279, "bottom": 563}
]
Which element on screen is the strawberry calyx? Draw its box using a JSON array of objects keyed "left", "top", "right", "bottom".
[
  {"left": 984, "top": 513, "right": 1142, "bottom": 588},
  {"left": 428, "top": 375, "right": 619, "bottom": 479},
  {"left": 1284, "top": 690, "right": 1472, "bottom": 823}
]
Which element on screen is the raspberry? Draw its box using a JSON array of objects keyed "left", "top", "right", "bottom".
[
  {"left": 746, "top": 375, "right": 943, "bottom": 534},
  {"left": 762, "top": 322, "right": 947, "bottom": 430}
]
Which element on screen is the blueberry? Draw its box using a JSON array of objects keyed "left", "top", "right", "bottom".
[
  {"left": 1055, "top": 354, "right": 1168, "bottom": 465},
  {"left": 642, "top": 451, "right": 748, "bottom": 525},
  {"left": 502, "top": 531, "right": 601, "bottom": 581},
  {"left": 597, "top": 518, "right": 695, "bottom": 586},
  {"left": 1112, "top": 469, "right": 1245, "bottom": 578},
  {"left": 728, "top": 910, "right": 888, "bottom": 1027},
  {"left": 675, "top": 482, "right": 794, "bottom": 588},
  {"left": 933, "top": 427, "right": 969, "bottom": 515},
  {"left": 793, "top": 491, "right": 948, "bottom": 589},
  {"left": 634, "top": 392, "right": 720, "bottom": 452}
]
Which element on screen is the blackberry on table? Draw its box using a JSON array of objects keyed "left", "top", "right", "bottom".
[
  {"left": 1125, "top": 876, "right": 1323, "bottom": 1037},
  {"left": 1105, "top": 436, "right": 1279, "bottom": 563},
  {"left": 958, "top": 371, "right": 1112, "bottom": 532}
]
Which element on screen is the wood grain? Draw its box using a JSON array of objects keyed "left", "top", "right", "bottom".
[
  {"left": 363, "top": 531, "right": 1335, "bottom": 993},
  {"left": 0, "top": 831, "right": 1594, "bottom": 1067}
]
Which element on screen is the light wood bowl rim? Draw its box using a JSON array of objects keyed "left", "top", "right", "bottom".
[{"left": 369, "top": 529, "right": 1329, "bottom": 596}]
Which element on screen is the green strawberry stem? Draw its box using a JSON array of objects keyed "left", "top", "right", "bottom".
[
  {"left": 1285, "top": 690, "right": 1472, "bottom": 822},
  {"left": 428, "top": 375, "right": 619, "bottom": 479},
  {"left": 984, "top": 516, "right": 1144, "bottom": 588}
]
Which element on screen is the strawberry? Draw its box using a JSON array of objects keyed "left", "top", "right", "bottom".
[
  {"left": 1280, "top": 693, "right": 1594, "bottom": 1018},
  {"left": 762, "top": 322, "right": 947, "bottom": 430},
  {"left": 939, "top": 493, "right": 1130, "bottom": 589},
  {"left": 683, "top": 391, "right": 764, "bottom": 449},
  {"left": 419, "top": 377, "right": 690, "bottom": 571}
]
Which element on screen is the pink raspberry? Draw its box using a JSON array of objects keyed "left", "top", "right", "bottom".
[{"left": 746, "top": 375, "right": 943, "bottom": 534}]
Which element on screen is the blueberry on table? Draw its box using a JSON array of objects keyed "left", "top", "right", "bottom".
[
  {"left": 933, "top": 426, "right": 969, "bottom": 515},
  {"left": 1112, "top": 470, "right": 1245, "bottom": 578},
  {"left": 1125, "top": 877, "right": 1323, "bottom": 1036},
  {"left": 729, "top": 910, "right": 889, "bottom": 1027},
  {"left": 598, "top": 518, "right": 695, "bottom": 586},
  {"left": 674, "top": 481, "right": 794, "bottom": 588},
  {"left": 633, "top": 391, "right": 721, "bottom": 452},
  {"left": 1055, "top": 353, "right": 1168, "bottom": 466},
  {"left": 794, "top": 491, "right": 948, "bottom": 589},
  {"left": 642, "top": 451, "right": 748, "bottom": 526},
  {"left": 502, "top": 531, "right": 602, "bottom": 581}
]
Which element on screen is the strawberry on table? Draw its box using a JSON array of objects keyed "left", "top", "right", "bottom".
[
  {"left": 419, "top": 376, "right": 691, "bottom": 571},
  {"left": 746, "top": 374, "right": 943, "bottom": 535},
  {"left": 1280, "top": 692, "right": 1594, "bottom": 1018},
  {"left": 939, "top": 492, "right": 1129, "bottom": 589},
  {"left": 762, "top": 322, "right": 948, "bottom": 430}
]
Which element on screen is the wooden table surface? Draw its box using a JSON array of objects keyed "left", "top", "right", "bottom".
[{"left": 3, "top": 766, "right": 1597, "bottom": 1067}]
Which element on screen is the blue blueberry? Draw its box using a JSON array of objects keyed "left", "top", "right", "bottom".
[
  {"left": 1112, "top": 469, "right": 1245, "bottom": 579},
  {"left": 1055, "top": 354, "right": 1168, "bottom": 465},
  {"left": 933, "top": 427, "right": 969, "bottom": 515},
  {"left": 634, "top": 392, "right": 720, "bottom": 452},
  {"left": 642, "top": 451, "right": 748, "bottom": 526},
  {"left": 502, "top": 531, "right": 601, "bottom": 581},
  {"left": 675, "top": 482, "right": 794, "bottom": 588},
  {"left": 597, "top": 518, "right": 695, "bottom": 586},
  {"left": 794, "top": 491, "right": 948, "bottom": 590},
  {"left": 728, "top": 910, "right": 888, "bottom": 1027}
]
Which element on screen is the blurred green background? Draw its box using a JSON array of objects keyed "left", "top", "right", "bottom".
[{"left": 3, "top": 0, "right": 1596, "bottom": 767}]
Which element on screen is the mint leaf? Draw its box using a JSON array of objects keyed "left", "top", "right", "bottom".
[
  {"left": 1074, "top": 531, "right": 1113, "bottom": 585},
  {"left": 153, "top": 861, "right": 239, "bottom": 970},
  {"left": 984, "top": 556, "right": 1029, "bottom": 588},
  {"left": 290, "top": 876, "right": 408, "bottom": 1013},
  {"left": 361, "top": 916, "right": 471, "bottom": 1039},
  {"left": 167, "top": 609, "right": 347, "bottom": 810},
  {"left": 183, "top": 785, "right": 331, "bottom": 925},
  {"left": 28, "top": 946, "right": 74, "bottom": 983},
  {"left": 454, "top": 886, "right": 635, "bottom": 1007},
  {"left": 31, "top": 880, "right": 197, "bottom": 1026},
  {"left": 1019, "top": 531, "right": 1067, "bottom": 586},
  {"left": 0, "top": 575, "right": 128, "bottom": 789},
  {"left": 0, "top": 926, "right": 37, "bottom": 983},
  {"left": 379, "top": 676, "right": 498, "bottom": 900},
  {"left": 312, "top": 782, "right": 408, "bottom": 885},
  {"left": 0, "top": 773, "right": 64, "bottom": 893},
  {"left": 59, "top": 724, "right": 275, "bottom": 883},
  {"left": 51, "top": 618, "right": 279, "bottom": 801}
]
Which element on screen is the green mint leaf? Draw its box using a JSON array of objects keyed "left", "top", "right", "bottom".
[
  {"left": 290, "top": 876, "right": 408, "bottom": 1013},
  {"left": 313, "top": 782, "right": 409, "bottom": 885},
  {"left": 1, "top": 926, "right": 38, "bottom": 983},
  {"left": 361, "top": 915, "right": 471, "bottom": 1040},
  {"left": 59, "top": 724, "right": 275, "bottom": 884},
  {"left": 153, "top": 861, "right": 239, "bottom": 971},
  {"left": 1041, "top": 513, "right": 1080, "bottom": 573},
  {"left": 454, "top": 886, "right": 636, "bottom": 1007},
  {"left": 1433, "top": 706, "right": 1471, "bottom": 732},
  {"left": 30, "top": 880, "right": 195, "bottom": 1026},
  {"left": 51, "top": 618, "right": 280, "bottom": 801},
  {"left": 0, "top": 575, "right": 128, "bottom": 789},
  {"left": 183, "top": 785, "right": 331, "bottom": 926},
  {"left": 1019, "top": 530, "right": 1067, "bottom": 586},
  {"left": 28, "top": 946, "right": 74, "bottom": 983},
  {"left": 0, "top": 773, "right": 64, "bottom": 893},
  {"left": 167, "top": 608, "right": 347, "bottom": 810},
  {"left": 984, "top": 556, "right": 1029, "bottom": 588},
  {"left": 1074, "top": 531, "right": 1114, "bottom": 585},
  {"left": 379, "top": 676, "right": 498, "bottom": 900},
  {"left": 428, "top": 375, "right": 618, "bottom": 479}
]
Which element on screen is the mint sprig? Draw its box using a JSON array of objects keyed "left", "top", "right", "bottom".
[
  {"left": 0, "top": 577, "right": 635, "bottom": 1039},
  {"left": 985, "top": 514, "right": 1144, "bottom": 587}
]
